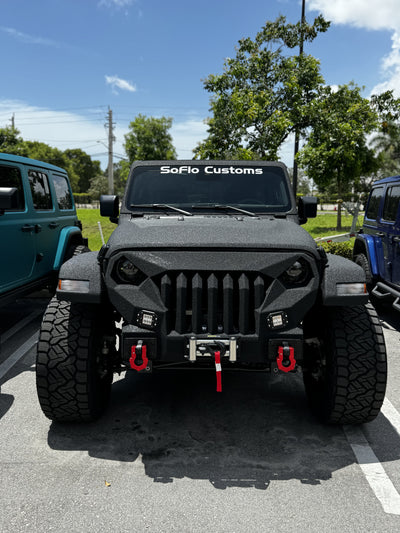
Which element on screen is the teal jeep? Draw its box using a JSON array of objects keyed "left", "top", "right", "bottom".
[{"left": 0, "top": 153, "right": 88, "bottom": 305}]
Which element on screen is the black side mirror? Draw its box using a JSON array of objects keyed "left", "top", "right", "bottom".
[
  {"left": 100, "top": 195, "right": 119, "bottom": 223},
  {"left": 0, "top": 187, "right": 18, "bottom": 215},
  {"left": 298, "top": 196, "right": 318, "bottom": 225}
]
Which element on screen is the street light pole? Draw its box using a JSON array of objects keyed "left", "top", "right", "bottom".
[
  {"left": 292, "top": 0, "right": 306, "bottom": 197},
  {"left": 106, "top": 107, "right": 115, "bottom": 195}
]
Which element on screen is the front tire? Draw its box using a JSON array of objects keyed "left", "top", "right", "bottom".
[
  {"left": 355, "top": 253, "right": 374, "bottom": 292},
  {"left": 36, "top": 297, "right": 115, "bottom": 422},
  {"left": 303, "top": 303, "right": 387, "bottom": 424}
]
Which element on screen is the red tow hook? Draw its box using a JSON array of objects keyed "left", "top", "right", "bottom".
[
  {"left": 130, "top": 341, "right": 148, "bottom": 371},
  {"left": 277, "top": 343, "right": 296, "bottom": 372},
  {"left": 214, "top": 350, "right": 222, "bottom": 392}
]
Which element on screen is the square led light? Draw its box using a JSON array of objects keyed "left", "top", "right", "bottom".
[
  {"left": 137, "top": 310, "right": 158, "bottom": 328},
  {"left": 267, "top": 311, "right": 288, "bottom": 330},
  {"left": 272, "top": 314, "right": 284, "bottom": 328}
]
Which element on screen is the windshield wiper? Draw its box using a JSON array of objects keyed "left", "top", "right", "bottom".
[
  {"left": 192, "top": 204, "right": 258, "bottom": 217},
  {"left": 130, "top": 203, "right": 193, "bottom": 216}
]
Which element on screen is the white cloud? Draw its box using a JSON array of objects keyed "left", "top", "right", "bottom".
[
  {"left": 0, "top": 26, "right": 62, "bottom": 47},
  {"left": 98, "top": 0, "right": 135, "bottom": 9},
  {"left": 170, "top": 119, "right": 208, "bottom": 159},
  {"left": 105, "top": 75, "right": 137, "bottom": 94},
  {"left": 308, "top": 0, "right": 400, "bottom": 31},
  {"left": 370, "top": 31, "right": 400, "bottom": 97},
  {"left": 309, "top": 1, "right": 400, "bottom": 97},
  {"left": 0, "top": 99, "right": 208, "bottom": 168}
]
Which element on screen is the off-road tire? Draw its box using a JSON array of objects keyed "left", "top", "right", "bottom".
[
  {"left": 303, "top": 303, "right": 387, "bottom": 424},
  {"left": 355, "top": 253, "right": 374, "bottom": 292},
  {"left": 65, "top": 244, "right": 90, "bottom": 261},
  {"left": 36, "top": 297, "right": 114, "bottom": 422}
]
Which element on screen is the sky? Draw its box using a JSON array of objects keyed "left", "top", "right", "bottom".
[{"left": 0, "top": 0, "right": 400, "bottom": 169}]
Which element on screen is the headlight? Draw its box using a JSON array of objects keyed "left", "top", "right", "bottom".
[
  {"left": 281, "top": 258, "right": 310, "bottom": 285},
  {"left": 114, "top": 257, "right": 145, "bottom": 284}
]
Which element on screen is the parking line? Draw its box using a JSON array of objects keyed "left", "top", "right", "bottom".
[
  {"left": 0, "top": 331, "right": 39, "bottom": 381},
  {"left": 381, "top": 398, "right": 400, "bottom": 438},
  {"left": 344, "top": 425, "right": 400, "bottom": 515},
  {"left": 0, "top": 309, "right": 42, "bottom": 344}
]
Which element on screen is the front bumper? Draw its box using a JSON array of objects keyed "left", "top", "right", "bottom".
[{"left": 106, "top": 249, "right": 320, "bottom": 366}]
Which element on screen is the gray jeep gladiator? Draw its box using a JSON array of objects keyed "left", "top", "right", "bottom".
[{"left": 36, "top": 161, "right": 387, "bottom": 424}]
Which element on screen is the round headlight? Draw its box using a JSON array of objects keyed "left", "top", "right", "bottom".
[
  {"left": 117, "top": 258, "right": 140, "bottom": 283},
  {"left": 282, "top": 258, "right": 309, "bottom": 285}
]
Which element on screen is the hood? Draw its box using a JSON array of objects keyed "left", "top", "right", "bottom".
[{"left": 106, "top": 215, "right": 319, "bottom": 257}]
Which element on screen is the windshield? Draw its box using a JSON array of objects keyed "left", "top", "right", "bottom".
[{"left": 126, "top": 164, "right": 292, "bottom": 214}]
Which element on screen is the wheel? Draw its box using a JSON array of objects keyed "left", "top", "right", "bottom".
[
  {"left": 36, "top": 297, "right": 116, "bottom": 422},
  {"left": 65, "top": 243, "right": 90, "bottom": 261},
  {"left": 355, "top": 253, "right": 373, "bottom": 291},
  {"left": 303, "top": 303, "right": 387, "bottom": 424}
]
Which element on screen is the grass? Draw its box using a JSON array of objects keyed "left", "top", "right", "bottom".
[
  {"left": 303, "top": 212, "right": 364, "bottom": 238},
  {"left": 77, "top": 209, "right": 116, "bottom": 251},
  {"left": 77, "top": 208, "right": 364, "bottom": 251}
]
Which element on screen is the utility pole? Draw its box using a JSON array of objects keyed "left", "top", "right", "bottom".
[
  {"left": 106, "top": 107, "right": 115, "bottom": 195},
  {"left": 292, "top": 0, "right": 306, "bottom": 197},
  {"left": 10, "top": 114, "right": 15, "bottom": 130}
]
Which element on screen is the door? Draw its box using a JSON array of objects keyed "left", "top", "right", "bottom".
[
  {"left": 381, "top": 184, "right": 400, "bottom": 284},
  {"left": 27, "top": 169, "right": 59, "bottom": 278},
  {"left": 363, "top": 186, "right": 386, "bottom": 278},
  {"left": 0, "top": 164, "right": 36, "bottom": 292}
]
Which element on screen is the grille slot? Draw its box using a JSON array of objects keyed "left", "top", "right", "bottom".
[{"left": 156, "top": 271, "right": 268, "bottom": 335}]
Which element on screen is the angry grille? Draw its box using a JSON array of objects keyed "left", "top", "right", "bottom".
[{"left": 155, "top": 271, "right": 269, "bottom": 335}]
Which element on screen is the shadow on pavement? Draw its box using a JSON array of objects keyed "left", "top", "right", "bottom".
[{"left": 46, "top": 369, "right": 400, "bottom": 489}]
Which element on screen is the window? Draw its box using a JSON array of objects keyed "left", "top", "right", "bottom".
[
  {"left": 127, "top": 165, "right": 292, "bottom": 214},
  {"left": 382, "top": 185, "right": 400, "bottom": 222},
  {"left": 365, "top": 187, "right": 383, "bottom": 220},
  {"left": 0, "top": 165, "right": 25, "bottom": 210},
  {"left": 52, "top": 174, "right": 73, "bottom": 210},
  {"left": 28, "top": 170, "right": 53, "bottom": 210}
]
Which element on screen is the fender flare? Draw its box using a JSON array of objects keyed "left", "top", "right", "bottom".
[
  {"left": 57, "top": 251, "right": 103, "bottom": 304},
  {"left": 321, "top": 253, "right": 369, "bottom": 306},
  {"left": 53, "top": 227, "right": 83, "bottom": 270}
]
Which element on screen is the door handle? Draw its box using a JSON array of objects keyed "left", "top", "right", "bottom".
[
  {"left": 21, "top": 224, "right": 35, "bottom": 232},
  {"left": 49, "top": 222, "right": 59, "bottom": 229},
  {"left": 393, "top": 236, "right": 400, "bottom": 243},
  {"left": 34, "top": 224, "right": 42, "bottom": 233},
  {"left": 376, "top": 232, "right": 385, "bottom": 238}
]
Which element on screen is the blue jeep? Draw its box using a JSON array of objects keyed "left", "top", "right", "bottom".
[
  {"left": 353, "top": 175, "right": 400, "bottom": 310},
  {"left": 0, "top": 153, "right": 88, "bottom": 306}
]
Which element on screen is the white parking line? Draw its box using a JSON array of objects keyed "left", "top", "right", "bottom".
[
  {"left": 382, "top": 398, "right": 400, "bottom": 438},
  {"left": 0, "top": 331, "right": 38, "bottom": 381},
  {"left": 344, "top": 425, "right": 400, "bottom": 515}
]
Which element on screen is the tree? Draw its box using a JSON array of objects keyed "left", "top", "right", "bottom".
[
  {"left": 63, "top": 149, "right": 101, "bottom": 193},
  {"left": 0, "top": 129, "right": 102, "bottom": 192},
  {"left": 194, "top": 15, "right": 330, "bottom": 160},
  {"left": 88, "top": 174, "right": 109, "bottom": 202},
  {"left": 369, "top": 90, "right": 400, "bottom": 177},
  {"left": 113, "top": 159, "right": 130, "bottom": 195},
  {"left": 124, "top": 114, "right": 177, "bottom": 162},
  {"left": 0, "top": 127, "right": 25, "bottom": 154},
  {"left": 297, "top": 83, "right": 380, "bottom": 230}
]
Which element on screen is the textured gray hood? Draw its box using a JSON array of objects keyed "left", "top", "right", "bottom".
[{"left": 107, "top": 215, "right": 319, "bottom": 257}]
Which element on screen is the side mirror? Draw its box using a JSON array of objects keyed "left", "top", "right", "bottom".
[
  {"left": 0, "top": 187, "right": 19, "bottom": 214},
  {"left": 298, "top": 196, "right": 318, "bottom": 225},
  {"left": 100, "top": 195, "right": 119, "bottom": 223}
]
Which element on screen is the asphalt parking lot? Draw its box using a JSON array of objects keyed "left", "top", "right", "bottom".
[{"left": 1, "top": 297, "right": 400, "bottom": 532}]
